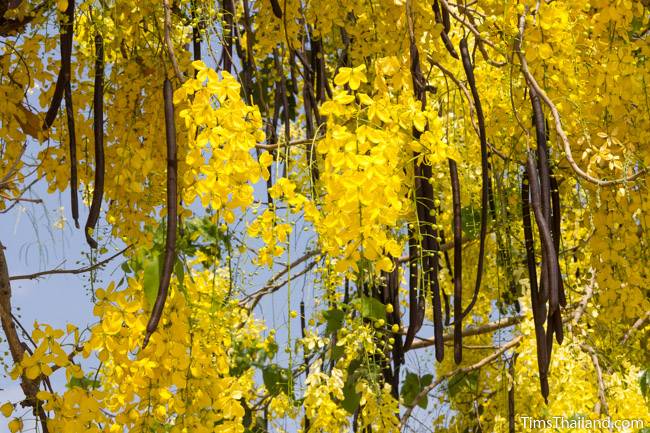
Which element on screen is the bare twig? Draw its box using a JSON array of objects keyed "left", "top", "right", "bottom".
[
  {"left": 570, "top": 274, "right": 594, "bottom": 329},
  {"left": 255, "top": 136, "right": 323, "bottom": 150},
  {"left": 580, "top": 343, "right": 609, "bottom": 416},
  {"left": 241, "top": 251, "right": 319, "bottom": 309},
  {"left": 401, "top": 335, "right": 523, "bottom": 427},
  {"left": 621, "top": 311, "right": 650, "bottom": 344},
  {"left": 10, "top": 245, "right": 131, "bottom": 281},
  {"left": 163, "top": 0, "right": 184, "bottom": 83},
  {"left": 407, "top": 315, "right": 524, "bottom": 350},
  {"left": 0, "top": 243, "right": 49, "bottom": 432}
]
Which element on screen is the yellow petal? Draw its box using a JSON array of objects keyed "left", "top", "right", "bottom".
[
  {"left": 1, "top": 402, "right": 13, "bottom": 418},
  {"left": 413, "top": 111, "right": 427, "bottom": 132},
  {"left": 334, "top": 68, "right": 352, "bottom": 86},
  {"left": 8, "top": 419, "right": 22, "bottom": 433}
]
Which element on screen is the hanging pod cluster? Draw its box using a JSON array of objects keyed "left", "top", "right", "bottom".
[
  {"left": 402, "top": 1, "right": 489, "bottom": 369},
  {"left": 521, "top": 85, "right": 565, "bottom": 401},
  {"left": 401, "top": 0, "right": 564, "bottom": 403}
]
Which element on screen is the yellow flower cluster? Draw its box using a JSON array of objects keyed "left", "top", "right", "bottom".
[
  {"left": 177, "top": 61, "right": 267, "bottom": 225},
  {"left": 10, "top": 268, "right": 264, "bottom": 433}
]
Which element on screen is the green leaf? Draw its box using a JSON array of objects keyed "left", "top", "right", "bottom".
[
  {"left": 143, "top": 254, "right": 160, "bottom": 310},
  {"left": 330, "top": 344, "right": 344, "bottom": 363},
  {"left": 341, "top": 377, "right": 361, "bottom": 414},
  {"left": 67, "top": 376, "right": 100, "bottom": 390},
  {"left": 448, "top": 370, "right": 479, "bottom": 399},
  {"left": 359, "top": 296, "right": 386, "bottom": 320},
  {"left": 175, "top": 259, "right": 186, "bottom": 297},
  {"left": 262, "top": 364, "right": 290, "bottom": 397},
  {"left": 323, "top": 309, "right": 345, "bottom": 334},
  {"left": 401, "top": 372, "right": 432, "bottom": 409},
  {"left": 640, "top": 369, "right": 650, "bottom": 399},
  {"left": 461, "top": 205, "right": 481, "bottom": 239}
]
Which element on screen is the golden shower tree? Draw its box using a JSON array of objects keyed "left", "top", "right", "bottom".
[{"left": 1, "top": 0, "right": 649, "bottom": 432}]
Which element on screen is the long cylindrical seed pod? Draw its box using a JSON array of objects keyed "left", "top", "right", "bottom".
[
  {"left": 43, "top": 0, "right": 75, "bottom": 129},
  {"left": 388, "top": 265, "right": 403, "bottom": 398},
  {"left": 521, "top": 172, "right": 549, "bottom": 401},
  {"left": 552, "top": 307, "right": 564, "bottom": 344},
  {"left": 191, "top": 1, "right": 201, "bottom": 63},
  {"left": 431, "top": 216, "right": 444, "bottom": 362},
  {"left": 269, "top": 0, "right": 282, "bottom": 18},
  {"left": 422, "top": 164, "right": 444, "bottom": 362},
  {"left": 449, "top": 158, "right": 463, "bottom": 364},
  {"left": 526, "top": 153, "right": 559, "bottom": 315},
  {"left": 550, "top": 174, "right": 566, "bottom": 307},
  {"left": 273, "top": 49, "right": 291, "bottom": 144},
  {"left": 530, "top": 86, "right": 551, "bottom": 223},
  {"left": 222, "top": 0, "right": 235, "bottom": 73},
  {"left": 432, "top": 0, "right": 458, "bottom": 58},
  {"left": 64, "top": 81, "right": 78, "bottom": 228},
  {"left": 529, "top": 85, "right": 556, "bottom": 310},
  {"left": 459, "top": 37, "right": 489, "bottom": 319},
  {"left": 300, "top": 301, "right": 310, "bottom": 431},
  {"left": 85, "top": 34, "right": 104, "bottom": 249},
  {"left": 404, "top": 230, "right": 421, "bottom": 351},
  {"left": 143, "top": 78, "right": 178, "bottom": 348},
  {"left": 545, "top": 309, "right": 555, "bottom": 373}
]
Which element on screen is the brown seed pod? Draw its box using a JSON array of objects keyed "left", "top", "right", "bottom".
[
  {"left": 526, "top": 153, "right": 560, "bottom": 315},
  {"left": 43, "top": 0, "right": 75, "bottom": 130},
  {"left": 64, "top": 81, "right": 78, "bottom": 228},
  {"left": 521, "top": 172, "right": 550, "bottom": 401},
  {"left": 222, "top": 0, "right": 235, "bottom": 73},
  {"left": 143, "top": 78, "right": 178, "bottom": 348},
  {"left": 84, "top": 34, "right": 104, "bottom": 249},
  {"left": 449, "top": 158, "right": 463, "bottom": 364},
  {"left": 459, "top": 37, "right": 489, "bottom": 320},
  {"left": 432, "top": 0, "right": 458, "bottom": 59},
  {"left": 269, "top": 0, "right": 282, "bottom": 18},
  {"left": 550, "top": 174, "right": 566, "bottom": 307}
]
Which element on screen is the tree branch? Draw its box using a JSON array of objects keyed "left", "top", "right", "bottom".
[
  {"left": 10, "top": 245, "right": 131, "bottom": 281},
  {"left": 406, "top": 315, "right": 524, "bottom": 351},
  {"left": 516, "top": 14, "right": 647, "bottom": 186},
  {"left": 401, "top": 335, "right": 523, "bottom": 428}
]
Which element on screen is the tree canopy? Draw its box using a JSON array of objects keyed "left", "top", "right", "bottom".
[{"left": 0, "top": 0, "right": 649, "bottom": 432}]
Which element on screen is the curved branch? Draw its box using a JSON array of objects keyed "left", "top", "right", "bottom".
[
  {"left": 516, "top": 14, "right": 647, "bottom": 186},
  {"left": 163, "top": 0, "right": 184, "bottom": 82}
]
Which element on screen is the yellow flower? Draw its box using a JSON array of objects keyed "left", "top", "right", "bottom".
[
  {"left": 334, "top": 64, "right": 368, "bottom": 90},
  {"left": 8, "top": 418, "right": 22, "bottom": 433},
  {"left": 0, "top": 403, "right": 13, "bottom": 418}
]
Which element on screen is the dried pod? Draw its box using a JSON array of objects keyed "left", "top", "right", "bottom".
[
  {"left": 449, "top": 158, "right": 463, "bottom": 364},
  {"left": 85, "top": 34, "right": 105, "bottom": 249},
  {"left": 459, "top": 37, "right": 489, "bottom": 320},
  {"left": 143, "top": 78, "right": 178, "bottom": 348}
]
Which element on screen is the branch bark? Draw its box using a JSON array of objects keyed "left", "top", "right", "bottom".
[
  {"left": 401, "top": 335, "right": 523, "bottom": 428},
  {"left": 516, "top": 14, "right": 647, "bottom": 186},
  {"left": 406, "top": 315, "right": 524, "bottom": 351}
]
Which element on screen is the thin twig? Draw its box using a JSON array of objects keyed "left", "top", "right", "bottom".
[
  {"left": 580, "top": 343, "right": 609, "bottom": 416},
  {"left": 163, "top": 0, "right": 184, "bottom": 83},
  {"left": 10, "top": 245, "right": 131, "bottom": 281},
  {"left": 407, "top": 315, "right": 524, "bottom": 350},
  {"left": 621, "top": 311, "right": 650, "bottom": 344},
  {"left": 401, "top": 335, "right": 523, "bottom": 427}
]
